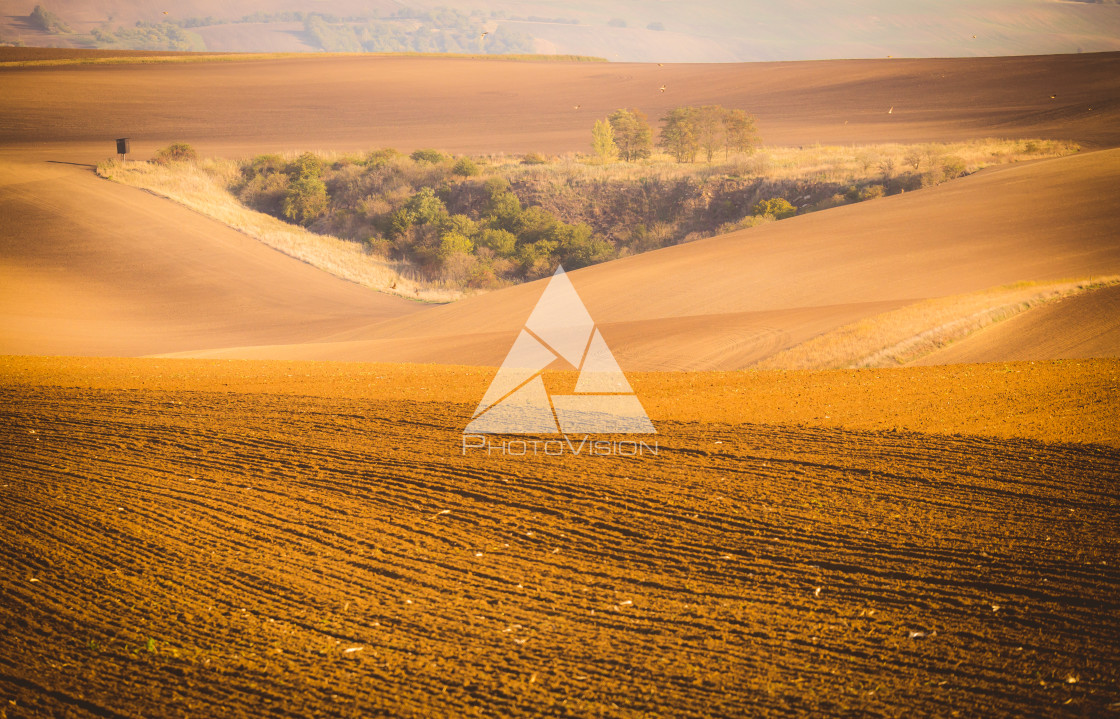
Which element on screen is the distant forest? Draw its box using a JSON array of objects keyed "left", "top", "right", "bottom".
[{"left": 19, "top": 4, "right": 537, "bottom": 54}]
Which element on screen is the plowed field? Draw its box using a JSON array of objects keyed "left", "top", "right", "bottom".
[{"left": 1, "top": 358, "right": 1117, "bottom": 717}]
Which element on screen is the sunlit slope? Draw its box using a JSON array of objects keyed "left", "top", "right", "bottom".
[
  {"left": 177, "top": 149, "right": 1120, "bottom": 368},
  {"left": 913, "top": 284, "right": 1120, "bottom": 365},
  {"left": 0, "top": 159, "right": 421, "bottom": 357}
]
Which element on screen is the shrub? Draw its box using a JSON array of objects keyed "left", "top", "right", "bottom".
[
  {"left": 410, "top": 149, "right": 445, "bottom": 164},
  {"left": 941, "top": 156, "right": 968, "bottom": 179},
  {"left": 246, "top": 154, "right": 286, "bottom": 176},
  {"left": 288, "top": 152, "right": 324, "bottom": 179},
  {"left": 477, "top": 228, "right": 517, "bottom": 257},
  {"left": 647, "top": 22, "right": 665, "bottom": 31},
  {"left": 152, "top": 142, "right": 198, "bottom": 165},
  {"left": 452, "top": 157, "right": 480, "bottom": 177},
  {"left": 439, "top": 231, "right": 475, "bottom": 258},
  {"left": 521, "top": 152, "right": 549, "bottom": 165},
  {"left": 283, "top": 176, "right": 329, "bottom": 225},
  {"left": 607, "top": 17, "right": 627, "bottom": 27},
  {"left": 366, "top": 148, "right": 401, "bottom": 167},
  {"left": 238, "top": 171, "right": 290, "bottom": 215},
  {"left": 752, "top": 197, "right": 797, "bottom": 219},
  {"left": 844, "top": 184, "right": 885, "bottom": 202}
]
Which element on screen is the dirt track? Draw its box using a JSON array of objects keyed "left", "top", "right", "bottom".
[{"left": 1, "top": 358, "right": 1118, "bottom": 717}]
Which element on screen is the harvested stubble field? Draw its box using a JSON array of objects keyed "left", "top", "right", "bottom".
[{"left": 1, "top": 357, "right": 1117, "bottom": 717}]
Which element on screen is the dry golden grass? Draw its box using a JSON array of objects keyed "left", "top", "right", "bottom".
[
  {"left": 96, "top": 158, "right": 460, "bottom": 303},
  {"left": 756, "top": 277, "right": 1120, "bottom": 370},
  {"left": 487, "top": 138, "right": 1079, "bottom": 187}
]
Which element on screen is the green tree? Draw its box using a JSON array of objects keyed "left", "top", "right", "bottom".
[
  {"left": 659, "top": 107, "right": 700, "bottom": 163},
  {"left": 30, "top": 5, "right": 70, "bottom": 33},
  {"left": 722, "top": 109, "right": 759, "bottom": 157},
  {"left": 608, "top": 108, "right": 653, "bottom": 162},
  {"left": 451, "top": 156, "right": 480, "bottom": 177},
  {"left": 591, "top": 118, "right": 618, "bottom": 163},
  {"left": 438, "top": 231, "right": 474, "bottom": 258},
  {"left": 477, "top": 228, "right": 517, "bottom": 257},
  {"left": 402, "top": 187, "right": 448, "bottom": 226},
  {"left": 283, "top": 176, "right": 329, "bottom": 225},
  {"left": 289, "top": 152, "right": 324, "bottom": 179},
  {"left": 695, "top": 105, "right": 727, "bottom": 163}
]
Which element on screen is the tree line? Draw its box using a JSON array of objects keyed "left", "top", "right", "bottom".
[{"left": 592, "top": 105, "right": 759, "bottom": 163}]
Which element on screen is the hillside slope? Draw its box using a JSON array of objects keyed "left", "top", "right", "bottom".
[
  {"left": 173, "top": 149, "right": 1120, "bottom": 368},
  {"left": 913, "top": 283, "right": 1120, "bottom": 365},
  {"left": 1, "top": 51, "right": 1118, "bottom": 157},
  {"left": 0, "top": 158, "right": 421, "bottom": 356}
]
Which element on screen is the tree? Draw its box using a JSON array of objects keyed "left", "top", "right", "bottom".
[
  {"left": 608, "top": 108, "right": 652, "bottom": 162},
  {"left": 30, "top": 5, "right": 70, "bottom": 33},
  {"left": 438, "top": 231, "right": 474, "bottom": 258},
  {"left": 722, "top": 109, "right": 759, "bottom": 157},
  {"left": 283, "top": 176, "right": 329, "bottom": 225},
  {"left": 289, "top": 152, "right": 323, "bottom": 179},
  {"left": 695, "top": 105, "right": 727, "bottom": 163},
  {"left": 591, "top": 118, "right": 618, "bottom": 163},
  {"left": 659, "top": 107, "right": 700, "bottom": 163}
]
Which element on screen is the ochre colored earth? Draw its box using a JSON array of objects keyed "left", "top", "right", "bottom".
[{"left": 1, "top": 357, "right": 1117, "bottom": 716}]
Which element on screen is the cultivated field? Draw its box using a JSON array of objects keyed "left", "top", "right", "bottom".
[{"left": 1, "top": 357, "right": 1118, "bottom": 716}]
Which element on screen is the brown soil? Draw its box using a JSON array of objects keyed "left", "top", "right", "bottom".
[
  {"left": 1, "top": 356, "right": 1117, "bottom": 717},
  {"left": 2, "top": 51, "right": 1119, "bottom": 157}
]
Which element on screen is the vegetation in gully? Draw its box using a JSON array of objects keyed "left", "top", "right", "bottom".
[{"left": 102, "top": 120, "right": 1077, "bottom": 292}]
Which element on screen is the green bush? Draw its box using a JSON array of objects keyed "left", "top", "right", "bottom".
[
  {"left": 289, "top": 152, "right": 324, "bottom": 179},
  {"left": 246, "top": 154, "right": 286, "bottom": 176},
  {"left": 941, "top": 156, "right": 968, "bottom": 179},
  {"left": 439, "top": 231, "right": 475, "bottom": 258},
  {"left": 844, "top": 184, "right": 885, "bottom": 202},
  {"left": 283, "top": 176, "right": 329, "bottom": 225},
  {"left": 152, "top": 142, "right": 198, "bottom": 165},
  {"left": 366, "top": 148, "right": 401, "bottom": 168},
  {"left": 410, "top": 149, "right": 445, "bottom": 165},
  {"left": 477, "top": 228, "right": 517, "bottom": 257},
  {"left": 451, "top": 157, "right": 480, "bottom": 177},
  {"left": 521, "top": 152, "right": 549, "bottom": 165},
  {"left": 752, "top": 197, "right": 797, "bottom": 219},
  {"left": 238, "top": 171, "right": 290, "bottom": 215}
]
